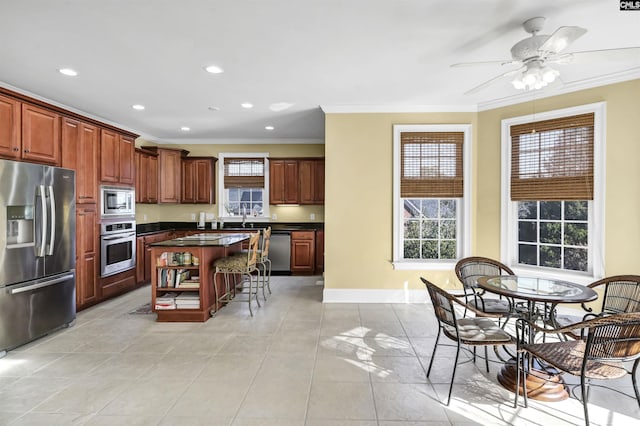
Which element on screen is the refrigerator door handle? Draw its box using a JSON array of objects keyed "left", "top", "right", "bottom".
[
  {"left": 47, "top": 185, "right": 56, "bottom": 256},
  {"left": 9, "top": 273, "right": 75, "bottom": 295},
  {"left": 37, "top": 185, "right": 47, "bottom": 257}
]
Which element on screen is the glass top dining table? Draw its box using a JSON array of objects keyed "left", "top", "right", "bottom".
[{"left": 476, "top": 275, "right": 598, "bottom": 305}]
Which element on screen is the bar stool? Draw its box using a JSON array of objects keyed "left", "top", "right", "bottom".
[
  {"left": 213, "top": 232, "right": 261, "bottom": 316},
  {"left": 230, "top": 227, "right": 272, "bottom": 301}
]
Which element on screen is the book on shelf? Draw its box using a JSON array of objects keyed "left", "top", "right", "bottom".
[{"left": 175, "top": 292, "right": 200, "bottom": 309}]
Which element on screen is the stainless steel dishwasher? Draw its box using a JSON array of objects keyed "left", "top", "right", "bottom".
[{"left": 269, "top": 232, "right": 291, "bottom": 273}]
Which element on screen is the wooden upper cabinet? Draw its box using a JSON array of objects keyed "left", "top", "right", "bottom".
[
  {"left": 299, "top": 159, "right": 325, "bottom": 205},
  {"left": 135, "top": 149, "right": 158, "bottom": 204},
  {"left": 157, "top": 148, "right": 183, "bottom": 203},
  {"left": 61, "top": 117, "right": 99, "bottom": 204},
  {"left": 0, "top": 94, "right": 21, "bottom": 159},
  {"left": 100, "top": 129, "right": 135, "bottom": 185},
  {"left": 21, "top": 103, "right": 61, "bottom": 165},
  {"left": 270, "top": 159, "right": 299, "bottom": 204},
  {"left": 118, "top": 135, "right": 135, "bottom": 185},
  {"left": 182, "top": 157, "right": 216, "bottom": 204}
]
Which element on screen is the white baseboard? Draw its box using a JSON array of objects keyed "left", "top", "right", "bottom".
[{"left": 322, "top": 288, "right": 429, "bottom": 304}]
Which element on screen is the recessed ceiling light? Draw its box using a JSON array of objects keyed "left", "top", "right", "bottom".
[
  {"left": 265, "top": 126, "right": 275, "bottom": 131},
  {"left": 132, "top": 104, "right": 145, "bottom": 110},
  {"left": 208, "top": 106, "right": 221, "bottom": 111},
  {"left": 180, "top": 126, "right": 190, "bottom": 131},
  {"left": 58, "top": 68, "right": 78, "bottom": 77},
  {"left": 241, "top": 102, "right": 253, "bottom": 109},
  {"left": 269, "top": 102, "right": 294, "bottom": 112},
  {"left": 204, "top": 65, "right": 224, "bottom": 74}
]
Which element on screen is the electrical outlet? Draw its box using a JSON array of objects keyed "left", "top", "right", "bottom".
[
  {"left": 143, "top": 214, "right": 148, "bottom": 221},
  {"left": 190, "top": 213, "right": 196, "bottom": 220},
  {"left": 271, "top": 213, "right": 277, "bottom": 220},
  {"left": 310, "top": 213, "right": 316, "bottom": 220}
]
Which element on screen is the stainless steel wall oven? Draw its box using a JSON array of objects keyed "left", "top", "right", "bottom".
[{"left": 100, "top": 220, "right": 136, "bottom": 277}]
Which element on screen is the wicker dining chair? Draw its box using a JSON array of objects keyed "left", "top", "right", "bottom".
[
  {"left": 515, "top": 312, "right": 640, "bottom": 426},
  {"left": 421, "top": 277, "right": 515, "bottom": 406},
  {"left": 554, "top": 275, "right": 640, "bottom": 338},
  {"left": 454, "top": 256, "right": 516, "bottom": 317}
]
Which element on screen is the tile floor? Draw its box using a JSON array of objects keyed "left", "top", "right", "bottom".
[{"left": 0, "top": 276, "right": 638, "bottom": 425}]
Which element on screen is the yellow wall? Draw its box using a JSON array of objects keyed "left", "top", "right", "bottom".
[
  {"left": 324, "top": 79, "right": 640, "bottom": 292},
  {"left": 134, "top": 142, "right": 325, "bottom": 224}
]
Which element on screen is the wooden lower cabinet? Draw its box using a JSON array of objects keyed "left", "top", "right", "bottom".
[
  {"left": 76, "top": 205, "right": 99, "bottom": 309},
  {"left": 291, "top": 231, "right": 316, "bottom": 274},
  {"left": 315, "top": 230, "right": 324, "bottom": 273},
  {"left": 135, "top": 231, "right": 173, "bottom": 284},
  {"left": 101, "top": 269, "right": 136, "bottom": 299}
]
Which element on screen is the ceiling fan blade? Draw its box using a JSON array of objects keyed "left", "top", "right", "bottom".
[
  {"left": 538, "top": 26, "right": 587, "bottom": 55},
  {"left": 547, "top": 46, "right": 640, "bottom": 64},
  {"left": 464, "top": 67, "right": 524, "bottom": 95},
  {"left": 451, "top": 59, "right": 518, "bottom": 68}
]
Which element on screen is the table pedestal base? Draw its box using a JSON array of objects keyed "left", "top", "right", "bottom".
[{"left": 497, "top": 359, "right": 569, "bottom": 402}]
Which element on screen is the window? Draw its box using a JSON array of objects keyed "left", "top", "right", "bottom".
[
  {"left": 393, "top": 125, "right": 471, "bottom": 269},
  {"left": 501, "top": 103, "right": 605, "bottom": 282},
  {"left": 218, "top": 153, "right": 270, "bottom": 220}
]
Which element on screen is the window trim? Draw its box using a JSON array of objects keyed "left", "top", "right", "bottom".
[
  {"left": 392, "top": 124, "right": 472, "bottom": 270},
  {"left": 500, "top": 102, "right": 606, "bottom": 284},
  {"left": 217, "top": 152, "right": 270, "bottom": 222}
]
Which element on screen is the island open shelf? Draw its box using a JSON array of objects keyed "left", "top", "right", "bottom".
[{"left": 149, "top": 233, "right": 250, "bottom": 322}]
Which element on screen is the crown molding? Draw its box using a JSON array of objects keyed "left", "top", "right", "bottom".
[
  {"left": 321, "top": 104, "right": 478, "bottom": 113},
  {"left": 152, "top": 138, "right": 324, "bottom": 145}
]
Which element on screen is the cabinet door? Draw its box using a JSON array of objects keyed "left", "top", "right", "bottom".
[
  {"left": 21, "top": 103, "right": 60, "bottom": 165},
  {"left": 136, "top": 236, "right": 145, "bottom": 284},
  {"left": 135, "top": 150, "right": 143, "bottom": 203},
  {"left": 62, "top": 118, "right": 99, "bottom": 204},
  {"left": 269, "top": 160, "right": 285, "bottom": 204},
  {"left": 100, "top": 129, "right": 119, "bottom": 182},
  {"left": 315, "top": 159, "right": 325, "bottom": 204},
  {"left": 315, "top": 230, "right": 324, "bottom": 272},
  {"left": 76, "top": 205, "right": 98, "bottom": 308},
  {"left": 291, "top": 231, "right": 316, "bottom": 274},
  {"left": 158, "top": 149, "right": 182, "bottom": 203},
  {"left": 0, "top": 94, "right": 21, "bottom": 159},
  {"left": 181, "top": 159, "right": 195, "bottom": 203},
  {"left": 147, "top": 154, "right": 158, "bottom": 203},
  {"left": 194, "top": 159, "right": 213, "bottom": 204},
  {"left": 283, "top": 160, "right": 299, "bottom": 204},
  {"left": 118, "top": 135, "right": 135, "bottom": 185},
  {"left": 299, "top": 160, "right": 315, "bottom": 204}
]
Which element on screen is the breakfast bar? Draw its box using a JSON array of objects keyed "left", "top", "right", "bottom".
[{"left": 149, "top": 233, "right": 250, "bottom": 322}]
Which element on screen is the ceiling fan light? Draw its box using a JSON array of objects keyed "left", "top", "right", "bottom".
[
  {"left": 512, "top": 79, "right": 526, "bottom": 90},
  {"left": 542, "top": 67, "right": 559, "bottom": 83}
]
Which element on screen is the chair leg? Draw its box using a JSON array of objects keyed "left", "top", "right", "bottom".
[
  {"left": 265, "top": 258, "right": 272, "bottom": 294},
  {"left": 427, "top": 328, "right": 441, "bottom": 377},
  {"left": 632, "top": 358, "right": 640, "bottom": 409},
  {"left": 446, "top": 341, "right": 461, "bottom": 406},
  {"left": 259, "top": 261, "right": 268, "bottom": 301},
  {"left": 484, "top": 346, "right": 489, "bottom": 372},
  {"left": 514, "top": 350, "right": 521, "bottom": 408},
  {"left": 522, "top": 352, "right": 529, "bottom": 408},
  {"left": 581, "top": 376, "right": 590, "bottom": 426}
]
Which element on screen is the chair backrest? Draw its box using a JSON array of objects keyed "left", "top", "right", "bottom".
[
  {"left": 260, "top": 227, "right": 271, "bottom": 259},
  {"left": 246, "top": 232, "right": 260, "bottom": 267},
  {"left": 455, "top": 256, "right": 514, "bottom": 291},
  {"left": 421, "top": 277, "right": 457, "bottom": 330},
  {"left": 584, "top": 312, "right": 640, "bottom": 362},
  {"left": 588, "top": 275, "right": 640, "bottom": 315}
]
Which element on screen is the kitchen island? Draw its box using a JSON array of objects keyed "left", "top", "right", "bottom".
[{"left": 149, "top": 233, "right": 251, "bottom": 322}]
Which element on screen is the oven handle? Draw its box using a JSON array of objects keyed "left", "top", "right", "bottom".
[{"left": 102, "top": 232, "right": 136, "bottom": 241}]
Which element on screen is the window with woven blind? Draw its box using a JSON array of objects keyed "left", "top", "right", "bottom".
[
  {"left": 510, "top": 113, "right": 594, "bottom": 201},
  {"left": 223, "top": 157, "right": 265, "bottom": 188},
  {"left": 400, "top": 132, "right": 464, "bottom": 198}
]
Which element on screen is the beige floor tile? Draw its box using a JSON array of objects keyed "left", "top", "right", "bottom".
[
  {"left": 368, "top": 356, "right": 427, "bottom": 383},
  {"left": 217, "top": 335, "right": 272, "bottom": 355},
  {"left": 99, "top": 378, "right": 191, "bottom": 416},
  {"left": 5, "top": 412, "right": 92, "bottom": 425},
  {"left": 236, "top": 376, "right": 310, "bottom": 419},
  {"left": 0, "top": 377, "right": 71, "bottom": 412},
  {"left": 307, "top": 382, "right": 376, "bottom": 420},
  {"left": 167, "top": 379, "right": 250, "bottom": 418},
  {"left": 160, "top": 416, "right": 232, "bottom": 425},
  {"left": 313, "top": 355, "right": 370, "bottom": 382},
  {"left": 268, "top": 332, "right": 319, "bottom": 354},
  {"left": 82, "top": 414, "right": 163, "bottom": 425},
  {"left": 0, "top": 353, "right": 63, "bottom": 377},
  {"left": 372, "top": 382, "right": 449, "bottom": 422},
  {"left": 30, "top": 353, "right": 112, "bottom": 378},
  {"left": 196, "top": 353, "right": 264, "bottom": 384}
]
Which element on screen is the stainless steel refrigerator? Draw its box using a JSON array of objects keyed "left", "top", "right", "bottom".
[{"left": 0, "top": 159, "right": 76, "bottom": 355}]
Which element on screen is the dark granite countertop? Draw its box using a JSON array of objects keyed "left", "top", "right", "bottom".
[
  {"left": 149, "top": 233, "right": 251, "bottom": 247},
  {"left": 137, "top": 221, "right": 323, "bottom": 236}
]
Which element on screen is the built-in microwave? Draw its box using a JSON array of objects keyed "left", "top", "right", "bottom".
[{"left": 101, "top": 186, "right": 135, "bottom": 218}]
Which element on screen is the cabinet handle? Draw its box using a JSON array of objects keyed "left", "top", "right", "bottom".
[
  {"left": 24, "top": 149, "right": 30, "bottom": 153},
  {"left": 13, "top": 147, "right": 19, "bottom": 152}
]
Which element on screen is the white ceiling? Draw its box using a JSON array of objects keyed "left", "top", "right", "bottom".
[{"left": 1, "top": 1, "right": 638, "bottom": 143}]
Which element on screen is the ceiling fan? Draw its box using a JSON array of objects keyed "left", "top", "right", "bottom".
[{"left": 452, "top": 16, "right": 640, "bottom": 95}]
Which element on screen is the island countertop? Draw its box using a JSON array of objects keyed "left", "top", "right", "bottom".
[{"left": 149, "top": 232, "right": 252, "bottom": 247}]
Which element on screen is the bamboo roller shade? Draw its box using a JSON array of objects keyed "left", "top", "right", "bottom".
[
  {"left": 400, "top": 132, "right": 463, "bottom": 198},
  {"left": 510, "top": 113, "right": 594, "bottom": 201},
  {"left": 223, "top": 158, "right": 265, "bottom": 188}
]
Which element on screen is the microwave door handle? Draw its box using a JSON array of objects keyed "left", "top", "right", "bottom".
[
  {"left": 36, "top": 185, "right": 47, "bottom": 257},
  {"left": 47, "top": 185, "right": 56, "bottom": 256}
]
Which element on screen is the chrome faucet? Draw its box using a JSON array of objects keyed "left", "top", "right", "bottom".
[{"left": 242, "top": 204, "right": 247, "bottom": 228}]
